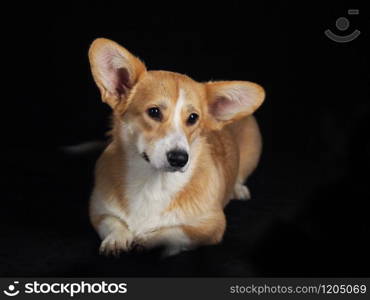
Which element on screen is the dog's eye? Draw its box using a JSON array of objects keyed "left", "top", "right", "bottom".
[
  {"left": 187, "top": 113, "right": 199, "bottom": 125},
  {"left": 147, "top": 107, "right": 162, "bottom": 121}
]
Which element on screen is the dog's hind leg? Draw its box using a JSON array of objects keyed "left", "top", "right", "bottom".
[
  {"left": 228, "top": 116, "right": 262, "bottom": 200},
  {"left": 233, "top": 181, "right": 251, "bottom": 200}
]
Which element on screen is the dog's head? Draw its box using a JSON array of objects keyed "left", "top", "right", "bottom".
[{"left": 89, "top": 38, "right": 265, "bottom": 172}]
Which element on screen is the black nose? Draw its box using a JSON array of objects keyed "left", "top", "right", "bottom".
[{"left": 166, "top": 150, "right": 189, "bottom": 168}]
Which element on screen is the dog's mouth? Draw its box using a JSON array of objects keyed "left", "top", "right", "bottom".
[{"left": 141, "top": 152, "right": 150, "bottom": 163}]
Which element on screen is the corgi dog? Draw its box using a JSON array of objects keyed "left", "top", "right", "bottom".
[{"left": 88, "top": 38, "right": 265, "bottom": 256}]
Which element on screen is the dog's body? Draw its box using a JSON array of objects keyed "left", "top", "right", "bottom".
[{"left": 88, "top": 39, "right": 265, "bottom": 256}]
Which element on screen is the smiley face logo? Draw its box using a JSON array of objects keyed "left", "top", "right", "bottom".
[
  {"left": 325, "top": 9, "right": 360, "bottom": 43},
  {"left": 3, "top": 282, "right": 20, "bottom": 297}
]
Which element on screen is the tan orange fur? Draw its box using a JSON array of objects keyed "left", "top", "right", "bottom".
[{"left": 88, "top": 38, "right": 265, "bottom": 256}]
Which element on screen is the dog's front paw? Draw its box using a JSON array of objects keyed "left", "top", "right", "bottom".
[{"left": 99, "top": 229, "right": 134, "bottom": 256}]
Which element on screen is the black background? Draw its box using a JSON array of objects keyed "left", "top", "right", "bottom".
[{"left": 1, "top": 1, "right": 369, "bottom": 276}]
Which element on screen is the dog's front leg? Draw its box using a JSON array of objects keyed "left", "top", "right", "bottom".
[
  {"left": 139, "top": 213, "right": 226, "bottom": 256},
  {"left": 138, "top": 226, "right": 193, "bottom": 257},
  {"left": 92, "top": 215, "right": 134, "bottom": 256}
]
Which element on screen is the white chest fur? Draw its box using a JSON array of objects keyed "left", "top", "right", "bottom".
[{"left": 123, "top": 152, "right": 194, "bottom": 236}]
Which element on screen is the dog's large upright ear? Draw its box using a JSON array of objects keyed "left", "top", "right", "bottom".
[
  {"left": 88, "top": 38, "right": 146, "bottom": 109},
  {"left": 205, "top": 81, "right": 265, "bottom": 130}
]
